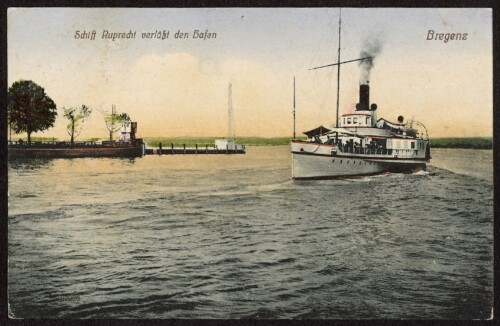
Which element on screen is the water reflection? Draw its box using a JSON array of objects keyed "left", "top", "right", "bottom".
[
  {"left": 8, "top": 158, "right": 54, "bottom": 171},
  {"left": 8, "top": 156, "right": 138, "bottom": 171}
]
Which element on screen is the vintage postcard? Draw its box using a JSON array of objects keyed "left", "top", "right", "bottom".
[{"left": 7, "top": 7, "right": 493, "bottom": 319}]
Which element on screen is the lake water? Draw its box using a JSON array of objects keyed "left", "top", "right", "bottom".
[{"left": 8, "top": 147, "right": 493, "bottom": 319}]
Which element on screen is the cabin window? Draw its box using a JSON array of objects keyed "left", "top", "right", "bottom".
[
  {"left": 366, "top": 117, "right": 370, "bottom": 125},
  {"left": 411, "top": 142, "right": 415, "bottom": 149},
  {"left": 353, "top": 117, "right": 358, "bottom": 124},
  {"left": 347, "top": 118, "right": 352, "bottom": 124}
]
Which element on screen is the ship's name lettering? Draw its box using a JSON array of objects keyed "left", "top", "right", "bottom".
[
  {"left": 426, "top": 30, "right": 468, "bottom": 43},
  {"left": 102, "top": 30, "right": 137, "bottom": 41}
]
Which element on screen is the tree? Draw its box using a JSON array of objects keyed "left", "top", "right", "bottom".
[
  {"left": 8, "top": 80, "right": 57, "bottom": 144},
  {"left": 63, "top": 105, "right": 92, "bottom": 145},
  {"left": 103, "top": 105, "right": 130, "bottom": 141}
]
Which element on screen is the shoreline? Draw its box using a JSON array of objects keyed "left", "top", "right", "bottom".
[{"left": 8, "top": 136, "right": 493, "bottom": 149}]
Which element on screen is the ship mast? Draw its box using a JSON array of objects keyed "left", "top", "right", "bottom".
[
  {"left": 335, "top": 9, "right": 341, "bottom": 128},
  {"left": 293, "top": 76, "right": 296, "bottom": 139},
  {"left": 309, "top": 9, "right": 371, "bottom": 128}
]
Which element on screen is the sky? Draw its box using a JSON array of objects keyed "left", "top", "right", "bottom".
[{"left": 7, "top": 8, "right": 493, "bottom": 139}]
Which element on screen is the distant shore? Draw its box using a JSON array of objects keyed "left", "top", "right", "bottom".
[
  {"left": 10, "top": 136, "right": 493, "bottom": 149},
  {"left": 429, "top": 137, "right": 492, "bottom": 149},
  {"left": 143, "top": 137, "right": 493, "bottom": 149},
  {"left": 142, "top": 137, "right": 296, "bottom": 147},
  {"left": 144, "top": 137, "right": 493, "bottom": 149}
]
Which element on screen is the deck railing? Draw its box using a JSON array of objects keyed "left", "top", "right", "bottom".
[
  {"left": 337, "top": 146, "right": 421, "bottom": 158},
  {"left": 338, "top": 146, "right": 393, "bottom": 156}
]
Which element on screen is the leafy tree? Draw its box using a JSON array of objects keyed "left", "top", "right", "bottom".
[
  {"left": 8, "top": 80, "right": 57, "bottom": 144},
  {"left": 103, "top": 105, "right": 130, "bottom": 141},
  {"left": 63, "top": 105, "right": 92, "bottom": 145}
]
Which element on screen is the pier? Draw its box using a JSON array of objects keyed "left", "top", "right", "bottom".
[
  {"left": 8, "top": 139, "right": 145, "bottom": 159},
  {"left": 144, "top": 143, "right": 245, "bottom": 155},
  {"left": 8, "top": 140, "right": 246, "bottom": 158}
]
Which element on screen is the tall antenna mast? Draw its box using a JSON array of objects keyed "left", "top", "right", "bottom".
[
  {"left": 293, "top": 76, "right": 296, "bottom": 139},
  {"left": 228, "top": 82, "right": 234, "bottom": 139},
  {"left": 335, "top": 9, "right": 341, "bottom": 128}
]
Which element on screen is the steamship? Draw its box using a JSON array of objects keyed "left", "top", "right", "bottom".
[{"left": 291, "top": 11, "right": 430, "bottom": 179}]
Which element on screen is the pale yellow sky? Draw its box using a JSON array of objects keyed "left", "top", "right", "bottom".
[{"left": 8, "top": 8, "right": 493, "bottom": 139}]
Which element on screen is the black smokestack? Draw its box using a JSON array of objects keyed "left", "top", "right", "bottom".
[
  {"left": 359, "top": 36, "right": 383, "bottom": 85},
  {"left": 356, "top": 84, "right": 370, "bottom": 111}
]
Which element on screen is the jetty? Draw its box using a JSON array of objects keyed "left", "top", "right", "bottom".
[
  {"left": 8, "top": 139, "right": 144, "bottom": 159},
  {"left": 145, "top": 142, "right": 245, "bottom": 155},
  {"left": 145, "top": 83, "right": 246, "bottom": 156},
  {"left": 8, "top": 140, "right": 246, "bottom": 159}
]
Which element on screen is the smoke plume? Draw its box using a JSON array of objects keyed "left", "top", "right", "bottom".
[{"left": 359, "top": 37, "right": 383, "bottom": 84}]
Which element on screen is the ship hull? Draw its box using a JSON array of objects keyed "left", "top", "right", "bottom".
[
  {"left": 8, "top": 143, "right": 144, "bottom": 159},
  {"left": 291, "top": 141, "right": 427, "bottom": 179},
  {"left": 292, "top": 152, "right": 425, "bottom": 179}
]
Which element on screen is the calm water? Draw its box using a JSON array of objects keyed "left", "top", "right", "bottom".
[{"left": 8, "top": 147, "right": 493, "bottom": 319}]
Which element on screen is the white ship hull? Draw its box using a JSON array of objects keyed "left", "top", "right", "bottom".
[
  {"left": 292, "top": 152, "right": 387, "bottom": 179},
  {"left": 291, "top": 141, "right": 427, "bottom": 179}
]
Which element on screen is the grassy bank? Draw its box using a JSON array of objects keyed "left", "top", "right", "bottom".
[{"left": 430, "top": 137, "right": 492, "bottom": 149}]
